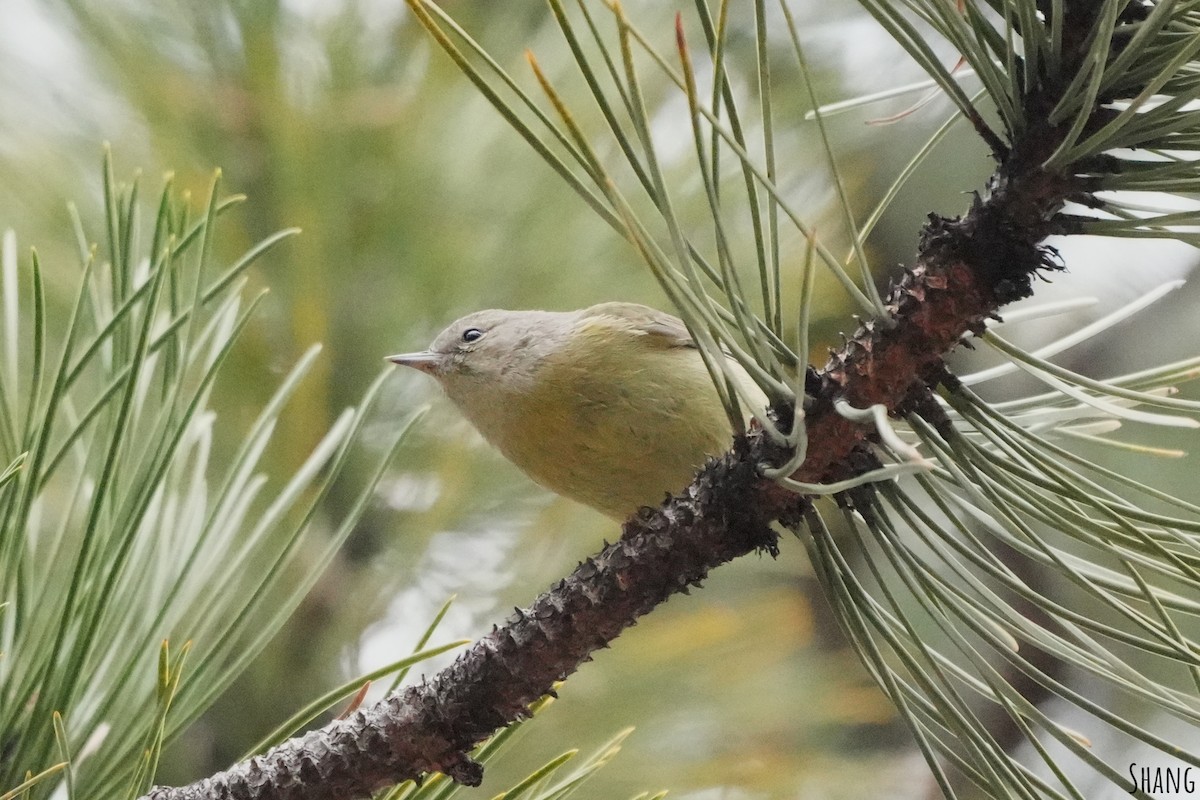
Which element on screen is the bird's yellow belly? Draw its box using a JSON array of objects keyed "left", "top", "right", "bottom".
[{"left": 483, "top": 349, "right": 751, "bottom": 519}]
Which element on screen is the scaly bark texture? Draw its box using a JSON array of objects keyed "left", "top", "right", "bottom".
[
  {"left": 146, "top": 441, "right": 781, "bottom": 799},
  {"left": 144, "top": 2, "right": 1146, "bottom": 798}
]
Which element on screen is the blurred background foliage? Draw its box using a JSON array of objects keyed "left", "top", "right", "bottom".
[{"left": 1, "top": 1, "right": 1197, "bottom": 798}]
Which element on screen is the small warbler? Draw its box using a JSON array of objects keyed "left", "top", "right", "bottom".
[{"left": 389, "top": 302, "right": 764, "bottom": 520}]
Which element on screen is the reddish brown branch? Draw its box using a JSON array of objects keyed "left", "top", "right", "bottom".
[
  {"left": 140, "top": 160, "right": 1071, "bottom": 800},
  {"left": 141, "top": 3, "right": 1137, "bottom": 799},
  {"left": 145, "top": 440, "right": 782, "bottom": 800}
]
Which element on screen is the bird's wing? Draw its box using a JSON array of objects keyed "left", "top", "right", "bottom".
[{"left": 579, "top": 302, "right": 697, "bottom": 350}]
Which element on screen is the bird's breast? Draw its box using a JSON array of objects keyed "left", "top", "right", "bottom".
[{"left": 454, "top": 344, "right": 744, "bottom": 518}]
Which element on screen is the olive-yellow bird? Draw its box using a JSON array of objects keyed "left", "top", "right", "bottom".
[{"left": 389, "top": 302, "right": 764, "bottom": 520}]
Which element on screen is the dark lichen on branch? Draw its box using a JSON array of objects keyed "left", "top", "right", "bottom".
[
  {"left": 146, "top": 437, "right": 783, "bottom": 800},
  {"left": 143, "top": 2, "right": 1188, "bottom": 798}
]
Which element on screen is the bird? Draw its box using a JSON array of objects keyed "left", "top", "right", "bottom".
[{"left": 389, "top": 302, "right": 765, "bottom": 520}]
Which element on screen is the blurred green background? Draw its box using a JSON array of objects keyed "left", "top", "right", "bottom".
[{"left": 3, "top": 1, "right": 1197, "bottom": 798}]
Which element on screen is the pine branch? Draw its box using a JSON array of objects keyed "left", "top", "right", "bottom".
[
  {"left": 144, "top": 439, "right": 783, "bottom": 799},
  {"left": 144, "top": 2, "right": 1200, "bottom": 798}
]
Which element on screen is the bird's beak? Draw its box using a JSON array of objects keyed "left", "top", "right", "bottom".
[{"left": 387, "top": 351, "right": 444, "bottom": 375}]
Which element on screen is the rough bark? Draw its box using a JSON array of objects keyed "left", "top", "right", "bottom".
[{"left": 143, "top": 2, "right": 1142, "bottom": 798}]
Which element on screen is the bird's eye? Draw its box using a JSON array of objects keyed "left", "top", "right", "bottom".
[{"left": 461, "top": 328, "right": 485, "bottom": 343}]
